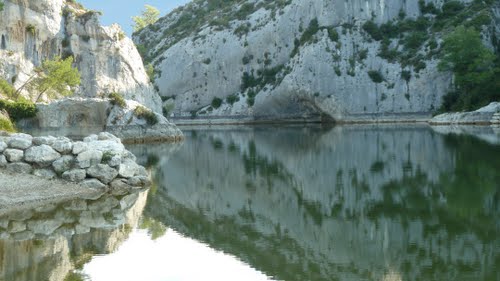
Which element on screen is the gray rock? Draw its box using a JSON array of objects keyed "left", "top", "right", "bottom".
[
  {"left": 108, "top": 155, "right": 122, "bottom": 167},
  {"left": 6, "top": 163, "right": 32, "bottom": 174},
  {"left": 88, "top": 196, "right": 120, "bottom": 212},
  {"left": 33, "top": 169, "right": 57, "bottom": 179},
  {"left": 24, "top": 145, "right": 61, "bottom": 166},
  {"left": 53, "top": 226, "right": 75, "bottom": 237},
  {"left": 9, "top": 210, "right": 33, "bottom": 221},
  {"left": 0, "top": 141, "right": 7, "bottom": 153},
  {"left": 4, "top": 149, "right": 24, "bottom": 162},
  {"left": 127, "top": 176, "right": 151, "bottom": 187},
  {"left": 33, "top": 136, "right": 57, "bottom": 146},
  {"left": 34, "top": 204, "right": 57, "bottom": 213},
  {"left": 52, "top": 155, "right": 75, "bottom": 174},
  {"left": 83, "top": 134, "right": 98, "bottom": 142},
  {"left": 121, "top": 150, "right": 137, "bottom": 161},
  {"left": 76, "top": 149, "right": 103, "bottom": 168},
  {"left": 430, "top": 102, "right": 500, "bottom": 125},
  {"left": 27, "top": 219, "right": 63, "bottom": 236},
  {"left": 135, "top": 166, "right": 148, "bottom": 177},
  {"left": 87, "top": 140, "right": 125, "bottom": 155},
  {"left": 62, "top": 169, "right": 87, "bottom": 182},
  {"left": 118, "top": 158, "right": 139, "bottom": 178},
  {"left": 63, "top": 200, "right": 88, "bottom": 211},
  {"left": 81, "top": 179, "right": 107, "bottom": 189},
  {"left": 0, "top": 155, "right": 7, "bottom": 168},
  {"left": 110, "top": 178, "right": 132, "bottom": 195},
  {"left": 75, "top": 224, "right": 91, "bottom": 234},
  {"left": 72, "top": 141, "right": 88, "bottom": 155},
  {"left": 98, "top": 132, "right": 121, "bottom": 143},
  {"left": 12, "top": 230, "right": 35, "bottom": 241},
  {"left": 8, "top": 221, "right": 26, "bottom": 233},
  {"left": 52, "top": 139, "right": 73, "bottom": 154},
  {"left": 79, "top": 211, "right": 111, "bottom": 228},
  {"left": 87, "top": 164, "right": 118, "bottom": 184},
  {"left": 0, "top": 219, "right": 9, "bottom": 229},
  {"left": 8, "top": 136, "right": 32, "bottom": 150},
  {"left": 120, "top": 193, "right": 139, "bottom": 210}
]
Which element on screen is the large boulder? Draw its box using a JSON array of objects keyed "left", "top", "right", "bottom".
[
  {"left": 430, "top": 102, "right": 500, "bottom": 125},
  {"left": 24, "top": 145, "right": 61, "bottom": 166},
  {"left": 62, "top": 169, "right": 87, "bottom": 182},
  {"left": 118, "top": 158, "right": 139, "bottom": 178},
  {"left": 86, "top": 164, "right": 119, "bottom": 184},
  {"left": 4, "top": 149, "right": 24, "bottom": 162},
  {"left": 76, "top": 150, "right": 103, "bottom": 169},
  {"left": 52, "top": 155, "right": 75, "bottom": 174},
  {"left": 8, "top": 135, "right": 32, "bottom": 150}
]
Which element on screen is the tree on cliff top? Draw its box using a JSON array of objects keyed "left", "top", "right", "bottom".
[
  {"left": 32, "top": 56, "right": 81, "bottom": 102},
  {"left": 132, "top": 5, "right": 160, "bottom": 33}
]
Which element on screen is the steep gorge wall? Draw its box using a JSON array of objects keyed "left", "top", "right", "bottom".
[
  {"left": 135, "top": 0, "right": 498, "bottom": 121},
  {"left": 0, "top": 0, "right": 162, "bottom": 112}
]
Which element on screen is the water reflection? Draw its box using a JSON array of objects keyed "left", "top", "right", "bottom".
[
  {"left": 131, "top": 125, "right": 500, "bottom": 281},
  {"left": 1, "top": 125, "right": 499, "bottom": 281},
  {"left": 0, "top": 191, "right": 149, "bottom": 281}
]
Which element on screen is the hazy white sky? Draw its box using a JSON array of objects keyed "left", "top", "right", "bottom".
[{"left": 79, "top": 0, "right": 191, "bottom": 35}]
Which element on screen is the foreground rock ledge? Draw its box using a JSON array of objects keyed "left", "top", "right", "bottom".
[{"left": 0, "top": 132, "right": 152, "bottom": 201}]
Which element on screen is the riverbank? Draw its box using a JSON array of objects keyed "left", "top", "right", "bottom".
[{"left": 0, "top": 132, "right": 153, "bottom": 215}]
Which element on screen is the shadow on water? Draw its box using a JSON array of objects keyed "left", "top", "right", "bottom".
[{"left": 132, "top": 124, "right": 500, "bottom": 281}]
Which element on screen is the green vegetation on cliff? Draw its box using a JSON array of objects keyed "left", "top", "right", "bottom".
[
  {"left": 438, "top": 26, "right": 500, "bottom": 112},
  {"left": 32, "top": 56, "right": 81, "bottom": 102},
  {"left": 132, "top": 5, "right": 160, "bottom": 32}
]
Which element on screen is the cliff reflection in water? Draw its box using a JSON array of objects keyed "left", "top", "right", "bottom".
[
  {"left": 0, "top": 191, "right": 149, "bottom": 281},
  {"left": 130, "top": 125, "right": 500, "bottom": 281}
]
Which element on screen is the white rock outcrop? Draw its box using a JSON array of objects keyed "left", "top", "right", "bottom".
[
  {"left": 430, "top": 102, "right": 500, "bottom": 125},
  {"left": 134, "top": 0, "right": 499, "bottom": 122},
  {"left": 21, "top": 97, "right": 184, "bottom": 142},
  {"left": 0, "top": 0, "right": 161, "bottom": 112}
]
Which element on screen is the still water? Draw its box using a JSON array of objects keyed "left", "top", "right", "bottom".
[{"left": 0, "top": 125, "right": 499, "bottom": 281}]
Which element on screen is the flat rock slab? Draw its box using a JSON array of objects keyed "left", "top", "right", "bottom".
[{"left": 0, "top": 171, "right": 104, "bottom": 215}]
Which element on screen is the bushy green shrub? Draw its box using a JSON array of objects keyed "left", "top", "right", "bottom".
[
  {"left": 26, "top": 24, "right": 36, "bottom": 35},
  {"left": 0, "top": 79, "right": 15, "bottom": 99},
  {"left": 134, "top": 106, "right": 158, "bottom": 125},
  {"left": 0, "top": 115, "right": 15, "bottom": 132},
  {"left": 419, "top": 0, "right": 439, "bottom": 14},
  {"left": 211, "top": 97, "right": 222, "bottom": 109},
  {"left": 362, "top": 20, "right": 382, "bottom": 41},
  {"left": 0, "top": 100, "right": 37, "bottom": 121},
  {"left": 108, "top": 92, "right": 126, "bottom": 108},
  {"left": 327, "top": 27, "right": 339, "bottom": 42},
  {"left": 367, "top": 70, "right": 384, "bottom": 83},
  {"left": 440, "top": 1, "right": 465, "bottom": 18},
  {"left": 226, "top": 94, "right": 240, "bottom": 105},
  {"left": 401, "top": 70, "right": 412, "bottom": 82}
]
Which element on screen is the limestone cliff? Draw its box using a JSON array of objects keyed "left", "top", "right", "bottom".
[
  {"left": 0, "top": 0, "right": 161, "bottom": 112},
  {"left": 134, "top": 0, "right": 500, "bottom": 122}
]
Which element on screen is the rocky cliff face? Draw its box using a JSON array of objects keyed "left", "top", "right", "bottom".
[
  {"left": 0, "top": 0, "right": 161, "bottom": 112},
  {"left": 134, "top": 0, "right": 499, "bottom": 121}
]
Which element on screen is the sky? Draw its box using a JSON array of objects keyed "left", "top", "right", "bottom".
[{"left": 79, "top": 0, "right": 191, "bottom": 35}]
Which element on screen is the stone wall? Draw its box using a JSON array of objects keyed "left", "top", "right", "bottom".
[{"left": 0, "top": 131, "right": 151, "bottom": 193}]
